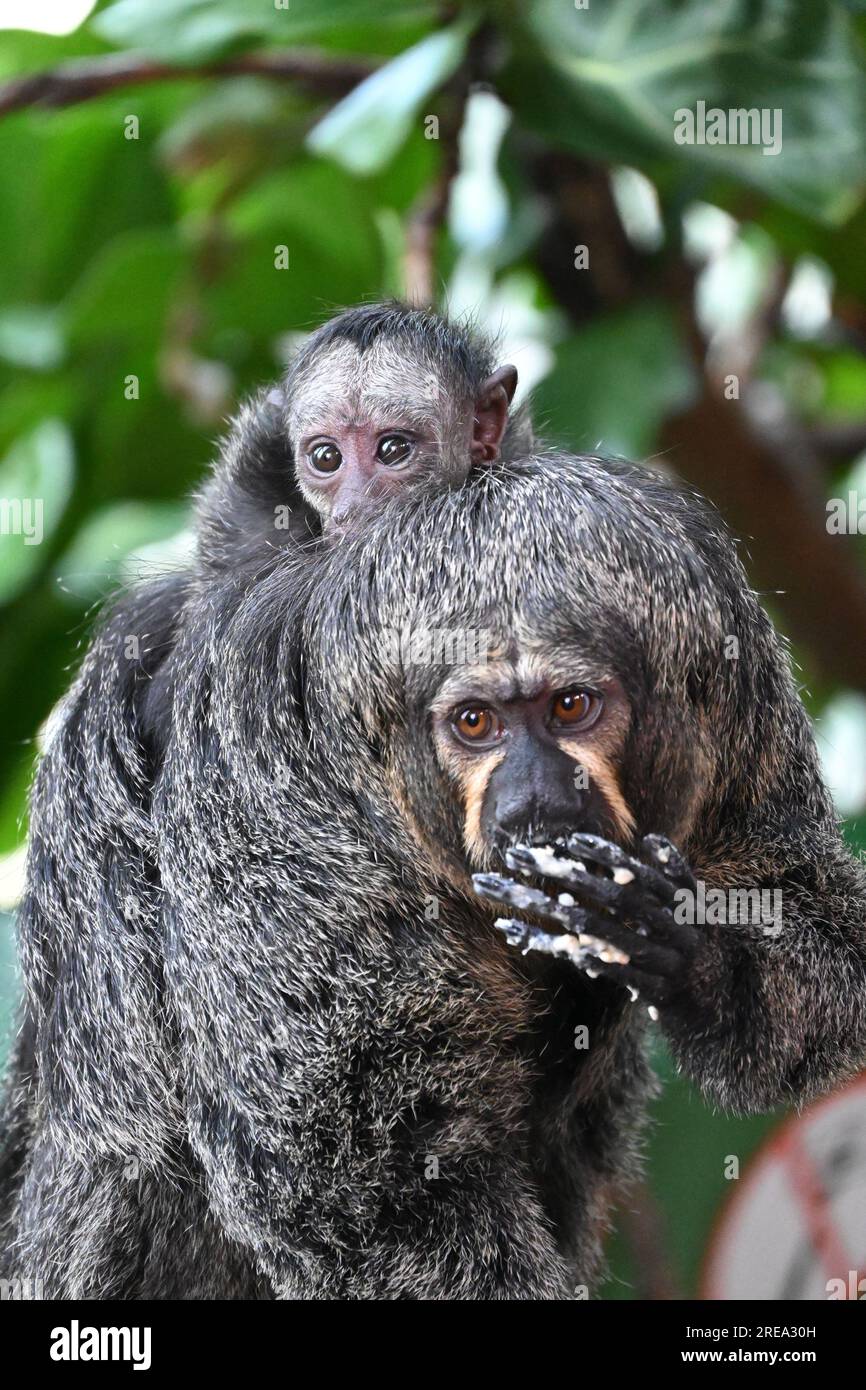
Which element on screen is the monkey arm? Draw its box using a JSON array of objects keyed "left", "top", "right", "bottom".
[
  {"left": 0, "top": 577, "right": 190, "bottom": 1293},
  {"left": 476, "top": 828, "right": 866, "bottom": 1117},
  {"left": 15, "top": 578, "right": 183, "bottom": 1145},
  {"left": 656, "top": 832, "right": 866, "bottom": 1114}
]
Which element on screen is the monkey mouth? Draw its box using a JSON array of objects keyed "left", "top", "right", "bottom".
[
  {"left": 484, "top": 825, "right": 617, "bottom": 925},
  {"left": 485, "top": 833, "right": 568, "bottom": 918},
  {"left": 492, "top": 818, "right": 612, "bottom": 862}
]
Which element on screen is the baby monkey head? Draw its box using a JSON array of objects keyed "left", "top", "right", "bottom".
[{"left": 280, "top": 302, "right": 517, "bottom": 537}]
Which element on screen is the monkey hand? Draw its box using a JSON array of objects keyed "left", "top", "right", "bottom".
[{"left": 473, "top": 833, "right": 700, "bottom": 1014}]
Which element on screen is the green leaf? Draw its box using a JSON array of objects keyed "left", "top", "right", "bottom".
[
  {"left": 844, "top": 816, "right": 866, "bottom": 858},
  {"left": 502, "top": 0, "right": 866, "bottom": 222},
  {"left": 0, "top": 379, "right": 78, "bottom": 456},
  {"left": 0, "top": 21, "right": 112, "bottom": 80},
  {"left": 205, "top": 159, "right": 383, "bottom": 336},
  {"left": 63, "top": 229, "right": 184, "bottom": 348},
  {"left": 0, "top": 307, "right": 64, "bottom": 371},
  {"left": 157, "top": 77, "right": 299, "bottom": 171},
  {"left": 82, "top": 360, "right": 207, "bottom": 503},
  {"left": 54, "top": 500, "right": 191, "bottom": 603},
  {"left": 756, "top": 201, "right": 866, "bottom": 300},
  {"left": 816, "top": 692, "right": 866, "bottom": 815},
  {"left": 0, "top": 420, "right": 75, "bottom": 605},
  {"left": 819, "top": 350, "right": 866, "bottom": 418},
  {"left": 307, "top": 16, "right": 476, "bottom": 175},
  {"left": 0, "top": 105, "right": 176, "bottom": 306},
  {"left": 93, "top": 0, "right": 437, "bottom": 64},
  {"left": 92, "top": 0, "right": 282, "bottom": 63},
  {"left": 533, "top": 303, "right": 696, "bottom": 458}
]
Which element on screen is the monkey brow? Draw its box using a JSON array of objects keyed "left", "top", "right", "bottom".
[
  {"left": 360, "top": 395, "right": 444, "bottom": 430},
  {"left": 291, "top": 394, "right": 439, "bottom": 436},
  {"left": 431, "top": 666, "right": 521, "bottom": 713}
]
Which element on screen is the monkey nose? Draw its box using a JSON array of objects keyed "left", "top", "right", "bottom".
[
  {"left": 331, "top": 489, "right": 375, "bottom": 532},
  {"left": 330, "top": 504, "right": 361, "bottom": 534}
]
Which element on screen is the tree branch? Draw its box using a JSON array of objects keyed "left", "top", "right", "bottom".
[
  {"left": 0, "top": 50, "right": 376, "bottom": 118},
  {"left": 402, "top": 80, "right": 467, "bottom": 307},
  {"left": 401, "top": 23, "right": 494, "bottom": 307},
  {"left": 527, "top": 147, "right": 649, "bottom": 320},
  {"left": 400, "top": 20, "right": 500, "bottom": 307}
]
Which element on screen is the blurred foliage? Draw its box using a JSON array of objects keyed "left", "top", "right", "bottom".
[{"left": 1, "top": 0, "right": 866, "bottom": 1298}]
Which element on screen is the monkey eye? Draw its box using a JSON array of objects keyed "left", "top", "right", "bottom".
[
  {"left": 309, "top": 442, "right": 343, "bottom": 474},
  {"left": 376, "top": 433, "right": 413, "bottom": 467},
  {"left": 550, "top": 688, "right": 602, "bottom": 729},
  {"left": 452, "top": 705, "right": 504, "bottom": 747}
]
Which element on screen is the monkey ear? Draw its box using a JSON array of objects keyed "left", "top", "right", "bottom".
[{"left": 472, "top": 365, "right": 518, "bottom": 463}]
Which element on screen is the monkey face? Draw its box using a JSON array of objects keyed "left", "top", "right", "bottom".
[
  {"left": 285, "top": 338, "right": 515, "bottom": 536},
  {"left": 429, "top": 656, "right": 634, "bottom": 869},
  {"left": 304, "top": 451, "right": 725, "bottom": 890}
]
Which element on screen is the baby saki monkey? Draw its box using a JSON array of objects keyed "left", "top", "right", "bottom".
[
  {"left": 197, "top": 301, "right": 533, "bottom": 569},
  {"left": 283, "top": 302, "right": 526, "bottom": 534}
]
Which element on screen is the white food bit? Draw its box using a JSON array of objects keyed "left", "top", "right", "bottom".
[
  {"left": 515, "top": 930, "right": 584, "bottom": 965},
  {"left": 524, "top": 845, "right": 585, "bottom": 879},
  {"left": 508, "top": 884, "right": 544, "bottom": 910},
  {"left": 578, "top": 933, "right": 630, "bottom": 966},
  {"left": 555, "top": 935, "right": 585, "bottom": 962},
  {"left": 558, "top": 892, "right": 576, "bottom": 907},
  {"left": 647, "top": 1005, "right": 660, "bottom": 1022},
  {"left": 627, "top": 986, "right": 639, "bottom": 1003},
  {"left": 656, "top": 846, "right": 671, "bottom": 864},
  {"left": 498, "top": 919, "right": 595, "bottom": 969},
  {"left": 612, "top": 867, "right": 635, "bottom": 885}
]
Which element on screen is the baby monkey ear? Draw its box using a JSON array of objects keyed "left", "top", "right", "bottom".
[{"left": 472, "top": 364, "right": 518, "bottom": 463}]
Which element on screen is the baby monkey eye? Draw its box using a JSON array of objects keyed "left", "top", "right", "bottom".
[
  {"left": 452, "top": 705, "right": 503, "bottom": 746},
  {"left": 551, "top": 688, "right": 602, "bottom": 727},
  {"left": 309, "top": 442, "right": 342, "bottom": 474},
  {"left": 377, "top": 433, "right": 413, "bottom": 467}
]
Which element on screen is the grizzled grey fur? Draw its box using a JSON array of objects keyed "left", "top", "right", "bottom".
[{"left": 2, "top": 322, "right": 866, "bottom": 1298}]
